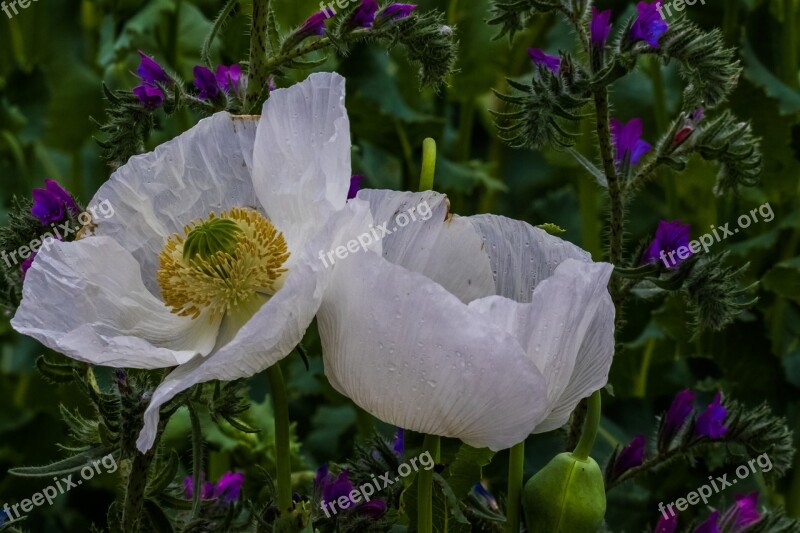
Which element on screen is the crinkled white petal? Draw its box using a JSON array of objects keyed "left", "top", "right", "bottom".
[
  {"left": 467, "top": 259, "right": 615, "bottom": 434},
  {"left": 356, "top": 190, "right": 495, "bottom": 302},
  {"left": 137, "top": 200, "right": 374, "bottom": 452},
  {"left": 318, "top": 251, "right": 549, "bottom": 451},
  {"left": 467, "top": 214, "right": 592, "bottom": 303},
  {"left": 91, "top": 113, "right": 260, "bottom": 296},
  {"left": 252, "top": 72, "right": 352, "bottom": 256},
  {"left": 11, "top": 237, "right": 221, "bottom": 368}
]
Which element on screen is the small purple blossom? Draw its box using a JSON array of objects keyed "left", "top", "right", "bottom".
[
  {"left": 31, "top": 179, "right": 79, "bottom": 225},
  {"left": 655, "top": 513, "right": 678, "bottom": 533},
  {"left": 353, "top": 0, "right": 379, "bottom": 27},
  {"left": 137, "top": 51, "right": 169, "bottom": 86},
  {"left": 528, "top": 48, "right": 561, "bottom": 74},
  {"left": 393, "top": 427, "right": 405, "bottom": 456},
  {"left": 610, "top": 117, "right": 652, "bottom": 169},
  {"left": 674, "top": 107, "right": 706, "bottom": 147},
  {"left": 379, "top": 3, "right": 417, "bottom": 21},
  {"left": 316, "top": 465, "right": 387, "bottom": 518},
  {"left": 630, "top": 2, "right": 669, "bottom": 48},
  {"left": 133, "top": 84, "right": 165, "bottom": 108},
  {"left": 473, "top": 482, "right": 500, "bottom": 512},
  {"left": 720, "top": 492, "right": 761, "bottom": 532},
  {"left": 696, "top": 391, "right": 728, "bottom": 439},
  {"left": 194, "top": 66, "right": 221, "bottom": 101},
  {"left": 694, "top": 511, "right": 721, "bottom": 533},
  {"left": 613, "top": 435, "right": 646, "bottom": 478},
  {"left": 216, "top": 471, "right": 245, "bottom": 503},
  {"left": 642, "top": 220, "right": 692, "bottom": 268},
  {"left": 590, "top": 7, "right": 613, "bottom": 48},
  {"left": 661, "top": 388, "right": 696, "bottom": 439},
  {"left": 215, "top": 64, "right": 242, "bottom": 95},
  {"left": 348, "top": 175, "right": 364, "bottom": 200},
  {"left": 20, "top": 254, "right": 36, "bottom": 277},
  {"left": 300, "top": 11, "right": 329, "bottom": 37},
  {"left": 183, "top": 475, "right": 216, "bottom": 500}
]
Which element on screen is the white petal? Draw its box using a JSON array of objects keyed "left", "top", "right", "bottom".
[
  {"left": 11, "top": 237, "right": 221, "bottom": 368},
  {"left": 468, "top": 260, "right": 615, "bottom": 434},
  {"left": 468, "top": 214, "right": 592, "bottom": 303},
  {"left": 91, "top": 113, "right": 260, "bottom": 295},
  {"left": 318, "top": 252, "right": 549, "bottom": 451},
  {"left": 137, "top": 200, "right": 374, "bottom": 452},
  {"left": 356, "top": 189, "right": 495, "bottom": 303},
  {"left": 252, "top": 73, "right": 352, "bottom": 252}
]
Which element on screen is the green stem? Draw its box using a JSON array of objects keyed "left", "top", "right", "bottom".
[
  {"left": 418, "top": 434, "right": 440, "bottom": 533},
  {"left": 505, "top": 441, "right": 525, "bottom": 533},
  {"left": 633, "top": 338, "right": 655, "bottom": 398},
  {"left": 245, "top": 0, "right": 272, "bottom": 111},
  {"left": 573, "top": 391, "right": 602, "bottom": 461},
  {"left": 122, "top": 449, "right": 155, "bottom": 532},
  {"left": 188, "top": 403, "right": 203, "bottom": 518},
  {"left": 419, "top": 138, "right": 437, "bottom": 191},
  {"left": 267, "top": 363, "right": 293, "bottom": 515}
]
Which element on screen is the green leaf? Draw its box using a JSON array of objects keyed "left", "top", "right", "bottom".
[
  {"left": 445, "top": 444, "right": 495, "bottom": 501},
  {"left": 741, "top": 36, "right": 800, "bottom": 115},
  {"left": 762, "top": 257, "right": 800, "bottom": 302},
  {"left": 9, "top": 446, "right": 117, "bottom": 478}
]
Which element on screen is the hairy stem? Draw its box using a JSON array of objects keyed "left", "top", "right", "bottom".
[
  {"left": 122, "top": 449, "right": 155, "bottom": 532},
  {"left": 188, "top": 402, "right": 203, "bottom": 518},
  {"left": 245, "top": 0, "right": 272, "bottom": 111}
]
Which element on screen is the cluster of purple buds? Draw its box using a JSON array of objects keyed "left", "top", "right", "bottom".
[
  {"left": 658, "top": 389, "right": 729, "bottom": 450},
  {"left": 299, "top": 1, "right": 416, "bottom": 44},
  {"left": 22, "top": 180, "right": 79, "bottom": 276},
  {"left": 133, "top": 51, "right": 172, "bottom": 109},
  {"left": 193, "top": 64, "right": 244, "bottom": 102},
  {"left": 183, "top": 471, "right": 245, "bottom": 504},
  {"left": 316, "top": 465, "right": 387, "bottom": 519},
  {"left": 655, "top": 492, "right": 761, "bottom": 533}
]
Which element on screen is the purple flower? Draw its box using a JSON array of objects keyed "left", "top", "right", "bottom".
[
  {"left": 642, "top": 220, "right": 692, "bottom": 268},
  {"left": 20, "top": 254, "right": 36, "bottom": 277},
  {"left": 216, "top": 471, "right": 245, "bottom": 503},
  {"left": 300, "top": 11, "right": 329, "bottom": 37},
  {"left": 194, "top": 66, "right": 221, "bottom": 101},
  {"left": 348, "top": 175, "right": 364, "bottom": 200},
  {"left": 353, "top": 0, "right": 379, "bottom": 27},
  {"left": 316, "top": 465, "right": 387, "bottom": 518},
  {"left": 528, "top": 48, "right": 561, "bottom": 74},
  {"left": 590, "top": 7, "right": 613, "bottom": 48},
  {"left": 695, "top": 511, "right": 721, "bottom": 533},
  {"left": 393, "top": 427, "right": 405, "bottom": 456},
  {"left": 720, "top": 492, "right": 761, "bottom": 531},
  {"left": 215, "top": 64, "right": 242, "bottom": 95},
  {"left": 613, "top": 435, "right": 646, "bottom": 478},
  {"left": 696, "top": 391, "right": 728, "bottom": 439},
  {"left": 610, "top": 117, "right": 652, "bottom": 169},
  {"left": 473, "top": 482, "right": 500, "bottom": 512},
  {"left": 183, "top": 475, "right": 216, "bottom": 500},
  {"left": 31, "top": 179, "right": 79, "bottom": 225},
  {"left": 137, "top": 51, "right": 169, "bottom": 86},
  {"left": 630, "top": 2, "right": 669, "bottom": 48},
  {"left": 133, "top": 83, "right": 165, "bottom": 108},
  {"left": 655, "top": 513, "right": 678, "bottom": 533},
  {"left": 661, "top": 388, "right": 696, "bottom": 440},
  {"left": 379, "top": 3, "right": 417, "bottom": 21}
]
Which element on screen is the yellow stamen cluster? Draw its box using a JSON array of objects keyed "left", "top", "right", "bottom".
[{"left": 158, "top": 208, "right": 290, "bottom": 320}]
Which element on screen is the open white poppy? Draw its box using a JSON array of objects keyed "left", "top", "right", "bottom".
[
  {"left": 317, "top": 191, "right": 615, "bottom": 451},
  {"left": 12, "top": 72, "right": 371, "bottom": 452}
]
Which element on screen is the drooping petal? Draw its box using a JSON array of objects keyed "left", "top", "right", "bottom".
[
  {"left": 467, "top": 214, "right": 593, "bottom": 303},
  {"left": 252, "top": 73, "right": 353, "bottom": 254},
  {"left": 91, "top": 113, "right": 260, "bottom": 296},
  {"left": 466, "top": 259, "right": 615, "bottom": 433},
  {"left": 355, "top": 189, "right": 495, "bottom": 303},
  {"left": 11, "top": 237, "right": 222, "bottom": 368},
  {"left": 318, "top": 251, "right": 550, "bottom": 451}
]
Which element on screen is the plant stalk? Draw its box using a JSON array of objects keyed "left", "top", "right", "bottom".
[
  {"left": 267, "top": 363, "right": 293, "bottom": 516},
  {"left": 506, "top": 441, "right": 526, "bottom": 533},
  {"left": 418, "top": 434, "right": 440, "bottom": 533}
]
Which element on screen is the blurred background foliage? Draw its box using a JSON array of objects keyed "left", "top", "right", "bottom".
[{"left": 0, "top": 0, "right": 798, "bottom": 530}]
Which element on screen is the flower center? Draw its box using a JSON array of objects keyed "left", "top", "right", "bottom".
[{"left": 158, "top": 208, "right": 290, "bottom": 320}]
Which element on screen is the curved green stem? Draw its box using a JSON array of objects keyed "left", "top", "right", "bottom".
[
  {"left": 267, "top": 363, "right": 293, "bottom": 515},
  {"left": 418, "top": 434, "right": 440, "bottom": 533},
  {"left": 419, "top": 138, "right": 437, "bottom": 191},
  {"left": 573, "top": 391, "right": 602, "bottom": 461},
  {"left": 505, "top": 441, "right": 525, "bottom": 533},
  {"left": 188, "top": 402, "right": 203, "bottom": 518}
]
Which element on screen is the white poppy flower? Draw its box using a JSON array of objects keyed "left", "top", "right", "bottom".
[
  {"left": 11, "top": 72, "right": 371, "bottom": 452},
  {"left": 317, "top": 191, "right": 615, "bottom": 451}
]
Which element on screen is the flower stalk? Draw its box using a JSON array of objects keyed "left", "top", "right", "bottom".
[
  {"left": 267, "top": 363, "right": 293, "bottom": 516},
  {"left": 506, "top": 441, "right": 525, "bottom": 533},
  {"left": 418, "top": 434, "right": 440, "bottom": 533},
  {"left": 573, "top": 390, "right": 602, "bottom": 461},
  {"left": 245, "top": 0, "right": 272, "bottom": 111}
]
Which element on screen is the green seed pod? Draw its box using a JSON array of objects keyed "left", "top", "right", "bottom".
[{"left": 522, "top": 452, "right": 606, "bottom": 532}]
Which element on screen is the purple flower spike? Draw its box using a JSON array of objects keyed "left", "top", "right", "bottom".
[
  {"left": 380, "top": 3, "right": 417, "bottom": 21},
  {"left": 528, "top": 48, "right": 561, "bottom": 74},
  {"left": 133, "top": 83, "right": 165, "bottom": 108},
  {"left": 610, "top": 117, "right": 652, "bottom": 169},
  {"left": 183, "top": 475, "right": 216, "bottom": 500},
  {"left": 695, "top": 511, "right": 721, "bottom": 533},
  {"left": 216, "top": 471, "right": 245, "bottom": 503},
  {"left": 194, "top": 66, "right": 221, "bottom": 101},
  {"left": 661, "top": 388, "right": 696, "bottom": 439},
  {"left": 215, "top": 64, "right": 242, "bottom": 95},
  {"left": 614, "top": 435, "right": 646, "bottom": 478},
  {"left": 31, "top": 179, "right": 79, "bottom": 225},
  {"left": 590, "top": 7, "right": 613, "bottom": 48},
  {"left": 137, "top": 51, "right": 169, "bottom": 85},
  {"left": 300, "top": 11, "right": 329, "bottom": 37},
  {"left": 655, "top": 513, "right": 678, "bottom": 533},
  {"left": 630, "top": 2, "right": 669, "bottom": 48},
  {"left": 348, "top": 174, "right": 364, "bottom": 200},
  {"left": 643, "top": 220, "right": 692, "bottom": 268},
  {"left": 696, "top": 391, "right": 728, "bottom": 439},
  {"left": 353, "top": 0, "right": 379, "bottom": 27}
]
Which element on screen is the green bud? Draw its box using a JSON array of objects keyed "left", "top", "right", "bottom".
[{"left": 522, "top": 452, "right": 606, "bottom": 533}]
